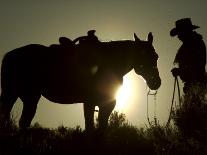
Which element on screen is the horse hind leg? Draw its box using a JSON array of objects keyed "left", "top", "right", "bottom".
[
  {"left": 98, "top": 100, "right": 116, "bottom": 131},
  {"left": 83, "top": 103, "right": 95, "bottom": 132},
  {"left": 0, "top": 91, "right": 18, "bottom": 128},
  {"left": 19, "top": 94, "right": 40, "bottom": 129}
]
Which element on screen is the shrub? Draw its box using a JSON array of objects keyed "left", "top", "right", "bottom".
[
  {"left": 172, "top": 83, "right": 207, "bottom": 143},
  {"left": 108, "top": 111, "right": 127, "bottom": 128}
]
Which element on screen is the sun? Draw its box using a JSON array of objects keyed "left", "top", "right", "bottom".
[
  {"left": 115, "top": 85, "right": 130, "bottom": 111},
  {"left": 115, "top": 74, "right": 135, "bottom": 112}
]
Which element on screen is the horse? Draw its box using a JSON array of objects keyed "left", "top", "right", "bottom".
[{"left": 0, "top": 32, "right": 161, "bottom": 131}]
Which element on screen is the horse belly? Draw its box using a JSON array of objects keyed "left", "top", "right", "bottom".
[
  {"left": 41, "top": 88, "right": 86, "bottom": 104},
  {"left": 40, "top": 76, "right": 92, "bottom": 104}
]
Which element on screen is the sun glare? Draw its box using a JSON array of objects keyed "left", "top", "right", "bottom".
[{"left": 115, "top": 75, "right": 134, "bottom": 112}]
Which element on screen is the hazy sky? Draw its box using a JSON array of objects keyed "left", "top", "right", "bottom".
[{"left": 1, "top": 0, "right": 207, "bottom": 128}]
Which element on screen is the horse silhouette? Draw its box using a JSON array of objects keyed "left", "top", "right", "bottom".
[{"left": 0, "top": 32, "right": 161, "bottom": 131}]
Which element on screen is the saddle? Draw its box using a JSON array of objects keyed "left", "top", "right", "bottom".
[{"left": 48, "top": 37, "right": 103, "bottom": 78}]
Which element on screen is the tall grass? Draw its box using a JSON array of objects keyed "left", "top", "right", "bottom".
[
  {"left": 172, "top": 83, "right": 207, "bottom": 142},
  {"left": 1, "top": 83, "right": 207, "bottom": 155},
  {"left": 0, "top": 112, "right": 155, "bottom": 155}
]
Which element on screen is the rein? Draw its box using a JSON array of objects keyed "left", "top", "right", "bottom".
[
  {"left": 147, "top": 89, "right": 158, "bottom": 126},
  {"left": 166, "top": 76, "right": 181, "bottom": 127}
]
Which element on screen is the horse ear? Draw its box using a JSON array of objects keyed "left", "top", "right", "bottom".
[
  {"left": 147, "top": 32, "right": 153, "bottom": 44},
  {"left": 134, "top": 33, "right": 141, "bottom": 42}
]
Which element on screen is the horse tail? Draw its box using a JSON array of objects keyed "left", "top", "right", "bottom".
[
  {"left": 1, "top": 52, "right": 12, "bottom": 92},
  {"left": 1, "top": 50, "right": 18, "bottom": 93},
  {"left": 0, "top": 51, "right": 18, "bottom": 126}
]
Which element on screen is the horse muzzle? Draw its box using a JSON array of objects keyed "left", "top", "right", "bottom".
[{"left": 147, "top": 76, "right": 161, "bottom": 90}]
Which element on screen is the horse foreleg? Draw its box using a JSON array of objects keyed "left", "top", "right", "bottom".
[
  {"left": 83, "top": 103, "right": 95, "bottom": 132},
  {"left": 19, "top": 94, "right": 40, "bottom": 129},
  {"left": 98, "top": 100, "right": 116, "bottom": 130}
]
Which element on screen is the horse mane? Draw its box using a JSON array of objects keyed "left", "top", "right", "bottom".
[
  {"left": 101, "top": 40, "right": 134, "bottom": 47},
  {"left": 98, "top": 40, "right": 136, "bottom": 56}
]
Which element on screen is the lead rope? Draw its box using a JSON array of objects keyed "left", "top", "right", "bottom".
[
  {"left": 166, "top": 76, "right": 181, "bottom": 127},
  {"left": 147, "top": 89, "right": 158, "bottom": 126}
]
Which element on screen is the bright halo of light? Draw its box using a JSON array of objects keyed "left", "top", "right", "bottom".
[{"left": 115, "top": 77, "right": 133, "bottom": 112}]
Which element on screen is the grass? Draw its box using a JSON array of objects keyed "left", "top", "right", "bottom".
[
  {"left": 1, "top": 113, "right": 207, "bottom": 155},
  {"left": 0, "top": 116, "right": 155, "bottom": 155},
  {"left": 172, "top": 83, "right": 207, "bottom": 142},
  {"left": 1, "top": 84, "right": 207, "bottom": 155}
]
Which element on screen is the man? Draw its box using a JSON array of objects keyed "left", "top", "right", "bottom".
[{"left": 170, "top": 18, "right": 206, "bottom": 93}]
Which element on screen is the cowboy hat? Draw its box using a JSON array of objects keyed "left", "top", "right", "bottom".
[{"left": 170, "top": 18, "right": 200, "bottom": 37}]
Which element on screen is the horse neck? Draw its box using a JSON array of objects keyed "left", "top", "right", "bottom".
[{"left": 100, "top": 41, "right": 135, "bottom": 76}]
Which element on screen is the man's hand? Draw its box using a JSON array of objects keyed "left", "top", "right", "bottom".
[{"left": 171, "top": 68, "right": 180, "bottom": 77}]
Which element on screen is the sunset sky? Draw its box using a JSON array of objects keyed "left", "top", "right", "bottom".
[{"left": 0, "top": 0, "right": 207, "bottom": 128}]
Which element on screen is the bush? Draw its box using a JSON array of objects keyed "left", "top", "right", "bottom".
[
  {"left": 108, "top": 111, "right": 127, "bottom": 128},
  {"left": 172, "top": 83, "right": 207, "bottom": 143},
  {"left": 2, "top": 107, "right": 207, "bottom": 154}
]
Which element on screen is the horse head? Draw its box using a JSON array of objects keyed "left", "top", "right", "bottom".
[{"left": 133, "top": 32, "right": 161, "bottom": 90}]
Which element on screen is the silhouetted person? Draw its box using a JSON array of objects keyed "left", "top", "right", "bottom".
[
  {"left": 170, "top": 18, "right": 206, "bottom": 93},
  {"left": 73, "top": 30, "right": 100, "bottom": 45}
]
